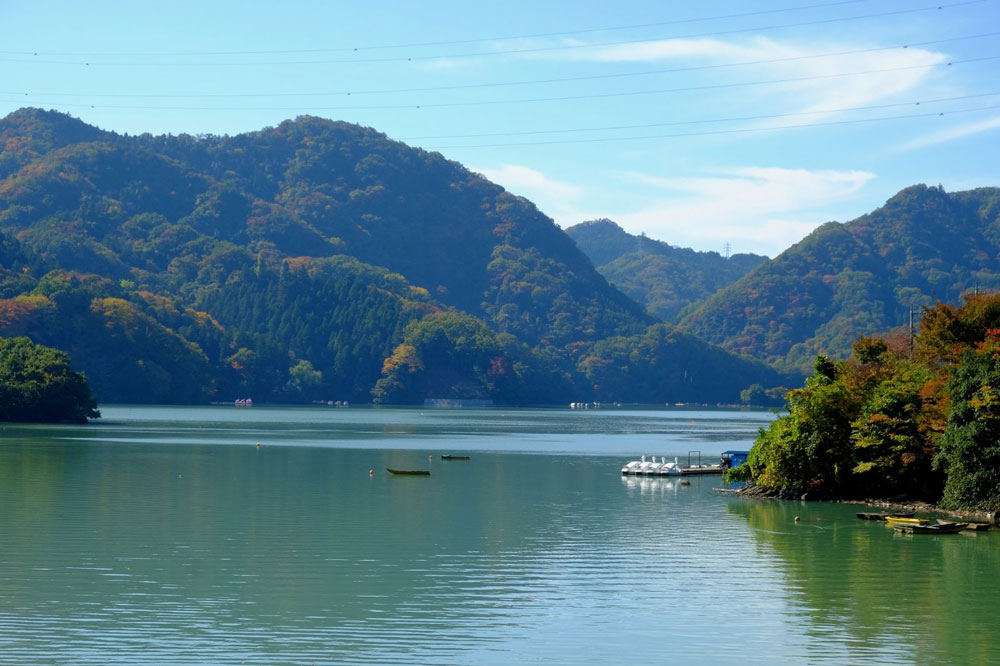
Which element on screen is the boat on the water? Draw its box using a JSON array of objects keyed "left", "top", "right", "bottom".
[
  {"left": 856, "top": 512, "right": 915, "bottom": 521},
  {"left": 620, "top": 455, "right": 701, "bottom": 476},
  {"left": 884, "top": 516, "right": 930, "bottom": 526},
  {"left": 441, "top": 455, "right": 470, "bottom": 460},
  {"left": 895, "top": 522, "right": 968, "bottom": 534},
  {"left": 963, "top": 522, "right": 992, "bottom": 531},
  {"left": 937, "top": 519, "right": 991, "bottom": 531},
  {"left": 386, "top": 468, "right": 430, "bottom": 476}
]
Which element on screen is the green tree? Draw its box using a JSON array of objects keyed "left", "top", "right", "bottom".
[
  {"left": 0, "top": 336, "right": 99, "bottom": 423},
  {"left": 935, "top": 338, "right": 1000, "bottom": 510},
  {"left": 372, "top": 311, "right": 569, "bottom": 405},
  {"left": 287, "top": 358, "right": 323, "bottom": 398}
]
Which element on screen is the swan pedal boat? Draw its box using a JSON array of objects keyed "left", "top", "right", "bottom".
[{"left": 621, "top": 456, "right": 683, "bottom": 476}]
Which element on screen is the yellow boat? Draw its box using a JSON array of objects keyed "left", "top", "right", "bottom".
[{"left": 884, "top": 516, "right": 930, "bottom": 526}]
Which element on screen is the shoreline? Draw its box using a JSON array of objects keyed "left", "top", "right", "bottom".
[{"left": 732, "top": 485, "right": 1000, "bottom": 525}]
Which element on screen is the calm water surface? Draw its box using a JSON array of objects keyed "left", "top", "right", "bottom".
[{"left": 0, "top": 406, "right": 997, "bottom": 664}]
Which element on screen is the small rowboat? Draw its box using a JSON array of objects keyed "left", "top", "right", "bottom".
[
  {"left": 884, "top": 516, "right": 930, "bottom": 526},
  {"left": 441, "top": 455, "right": 470, "bottom": 460},
  {"left": 937, "top": 519, "right": 992, "bottom": 532},
  {"left": 963, "top": 523, "right": 992, "bottom": 532},
  {"left": 386, "top": 468, "right": 430, "bottom": 476},
  {"left": 895, "top": 522, "right": 968, "bottom": 534},
  {"left": 857, "top": 512, "right": 915, "bottom": 521}
]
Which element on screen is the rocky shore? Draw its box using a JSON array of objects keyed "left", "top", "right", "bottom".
[{"left": 732, "top": 484, "right": 1000, "bottom": 525}]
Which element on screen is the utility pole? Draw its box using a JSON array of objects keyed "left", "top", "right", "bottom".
[
  {"left": 909, "top": 309, "right": 914, "bottom": 357},
  {"left": 908, "top": 308, "right": 922, "bottom": 357}
]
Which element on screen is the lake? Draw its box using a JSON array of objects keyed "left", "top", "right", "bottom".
[{"left": 0, "top": 406, "right": 997, "bottom": 664}]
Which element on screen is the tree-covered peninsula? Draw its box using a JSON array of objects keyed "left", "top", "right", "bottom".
[
  {"left": 732, "top": 292, "right": 1000, "bottom": 511},
  {"left": 0, "top": 336, "right": 99, "bottom": 423}
]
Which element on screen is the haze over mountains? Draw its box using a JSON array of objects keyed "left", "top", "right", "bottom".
[{"left": 0, "top": 108, "right": 788, "bottom": 405}]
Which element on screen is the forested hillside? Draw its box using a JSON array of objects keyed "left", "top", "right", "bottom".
[
  {"left": 679, "top": 185, "right": 1000, "bottom": 373},
  {"left": 733, "top": 291, "right": 1000, "bottom": 511},
  {"left": 0, "top": 108, "right": 789, "bottom": 405},
  {"left": 566, "top": 219, "right": 767, "bottom": 321}
]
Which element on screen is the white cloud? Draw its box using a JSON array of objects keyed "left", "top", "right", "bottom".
[
  {"left": 470, "top": 164, "right": 875, "bottom": 256},
  {"left": 770, "top": 45, "right": 945, "bottom": 122},
  {"left": 475, "top": 163, "right": 583, "bottom": 201},
  {"left": 525, "top": 36, "right": 946, "bottom": 125},
  {"left": 543, "top": 36, "right": 791, "bottom": 64},
  {"left": 599, "top": 167, "right": 876, "bottom": 256},
  {"left": 895, "top": 115, "right": 1000, "bottom": 152}
]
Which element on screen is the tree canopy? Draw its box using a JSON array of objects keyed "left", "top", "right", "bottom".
[
  {"left": 734, "top": 292, "right": 1000, "bottom": 510},
  {"left": 0, "top": 108, "right": 788, "bottom": 406},
  {"left": 0, "top": 336, "right": 99, "bottom": 423},
  {"left": 681, "top": 185, "right": 1000, "bottom": 373}
]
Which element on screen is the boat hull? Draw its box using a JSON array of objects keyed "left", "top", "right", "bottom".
[
  {"left": 386, "top": 468, "right": 430, "bottom": 476},
  {"left": 895, "top": 523, "right": 968, "bottom": 534},
  {"left": 856, "top": 512, "right": 915, "bottom": 521},
  {"left": 884, "top": 516, "right": 929, "bottom": 526}
]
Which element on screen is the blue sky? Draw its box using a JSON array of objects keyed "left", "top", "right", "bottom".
[{"left": 1, "top": 0, "right": 998, "bottom": 256}]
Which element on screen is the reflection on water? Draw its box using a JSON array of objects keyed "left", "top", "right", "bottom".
[
  {"left": 620, "top": 474, "right": 683, "bottom": 496},
  {"left": 728, "top": 499, "right": 1000, "bottom": 664},
  {"left": 0, "top": 407, "right": 996, "bottom": 664}
]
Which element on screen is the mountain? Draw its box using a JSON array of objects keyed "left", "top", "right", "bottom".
[
  {"left": 679, "top": 185, "right": 1000, "bottom": 373},
  {"left": 0, "top": 108, "right": 789, "bottom": 405},
  {"left": 566, "top": 219, "right": 767, "bottom": 321}
]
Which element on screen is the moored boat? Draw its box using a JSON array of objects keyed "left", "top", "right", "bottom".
[
  {"left": 621, "top": 459, "right": 644, "bottom": 475},
  {"left": 895, "top": 522, "right": 968, "bottom": 534},
  {"left": 620, "top": 456, "right": 689, "bottom": 476},
  {"left": 441, "top": 455, "right": 470, "bottom": 460},
  {"left": 884, "top": 516, "right": 930, "bottom": 526},
  {"left": 937, "top": 519, "right": 992, "bottom": 531},
  {"left": 856, "top": 512, "right": 915, "bottom": 521},
  {"left": 386, "top": 468, "right": 430, "bottom": 476},
  {"left": 963, "top": 522, "right": 992, "bottom": 532}
]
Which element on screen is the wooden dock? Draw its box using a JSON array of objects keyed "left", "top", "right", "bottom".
[{"left": 677, "top": 465, "right": 724, "bottom": 475}]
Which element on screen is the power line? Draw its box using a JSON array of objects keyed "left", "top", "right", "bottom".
[
  {"left": 3, "top": 30, "right": 997, "bottom": 100},
  {"left": 400, "top": 92, "right": 1000, "bottom": 140},
  {"left": 422, "top": 103, "right": 1000, "bottom": 149},
  {"left": 0, "top": 0, "right": 872, "bottom": 57},
  {"left": 365, "top": 56, "right": 997, "bottom": 112},
  {"left": 0, "top": 1, "right": 984, "bottom": 67},
  {"left": 3, "top": 55, "right": 993, "bottom": 113}
]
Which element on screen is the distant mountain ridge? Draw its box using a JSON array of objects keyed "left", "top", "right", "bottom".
[
  {"left": 566, "top": 219, "right": 767, "bottom": 322},
  {"left": 678, "top": 184, "right": 1000, "bottom": 372},
  {"left": 0, "top": 108, "right": 788, "bottom": 404}
]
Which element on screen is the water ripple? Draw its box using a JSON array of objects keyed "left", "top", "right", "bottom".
[{"left": 1, "top": 411, "right": 998, "bottom": 664}]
